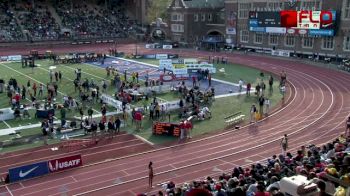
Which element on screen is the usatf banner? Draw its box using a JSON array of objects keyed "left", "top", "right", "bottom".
[{"left": 48, "top": 154, "right": 83, "bottom": 173}]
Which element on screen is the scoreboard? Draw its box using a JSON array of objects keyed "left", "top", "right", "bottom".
[
  {"left": 249, "top": 11, "right": 281, "bottom": 27},
  {"left": 153, "top": 122, "right": 180, "bottom": 137},
  {"left": 248, "top": 10, "right": 337, "bottom": 36}
]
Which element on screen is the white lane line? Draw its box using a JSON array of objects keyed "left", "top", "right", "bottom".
[
  {"left": 134, "top": 135, "right": 154, "bottom": 146},
  {"left": 64, "top": 65, "right": 105, "bottom": 80},
  {"left": 71, "top": 176, "right": 78, "bottom": 182},
  {"left": 5, "top": 185, "right": 14, "bottom": 196},
  {"left": 19, "top": 182, "right": 25, "bottom": 188}
]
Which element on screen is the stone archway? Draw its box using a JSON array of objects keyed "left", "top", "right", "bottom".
[
  {"left": 202, "top": 30, "right": 225, "bottom": 51},
  {"left": 206, "top": 29, "right": 225, "bottom": 36}
]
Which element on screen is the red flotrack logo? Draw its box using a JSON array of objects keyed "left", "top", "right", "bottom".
[{"left": 280, "top": 10, "right": 334, "bottom": 29}]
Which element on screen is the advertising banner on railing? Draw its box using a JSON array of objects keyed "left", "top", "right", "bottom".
[
  {"left": 48, "top": 154, "right": 83, "bottom": 173},
  {"left": 7, "top": 55, "right": 22, "bottom": 62},
  {"left": 9, "top": 161, "right": 49, "bottom": 182}
]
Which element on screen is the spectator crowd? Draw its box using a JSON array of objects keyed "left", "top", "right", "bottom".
[
  {"left": 0, "top": 0, "right": 136, "bottom": 42},
  {"left": 140, "top": 134, "right": 350, "bottom": 196}
]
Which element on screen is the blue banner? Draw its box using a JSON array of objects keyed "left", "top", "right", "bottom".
[
  {"left": 9, "top": 161, "right": 49, "bottom": 182},
  {"left": 309, "top": 29, "right": 334, "bottom": 36},
  {"left": 249, "top": 27, "right": 266, "bottom": 32},
  {"left": 249, "top": 19, "right": 258, "bottom": 27}
]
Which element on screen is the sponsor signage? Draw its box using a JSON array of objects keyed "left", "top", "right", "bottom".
[
  {"left": 48, "top": 155, "right": 82, "bottom": 173},
  {"left": 173, "top": 64, "right": 186, "bottom": 69},
  {"left": 159, "top": 59, "right": 173, "bottom": 70},
  {"left": 265, "top": 27, "right": 286, "bottom": 34},
  {"left": 226, "top": 27, "right": 236, "bottom": 35},
  {"left": 156, "top": 54, "right": 168, "bottom": 59},
  {"left": 172, "top": 59, "right": 184, "bottom": 64},
  {"left": 0, "top": 56, "right": 8, "bottom": 61},
  {"left": 173, "top": 68, "right": 188, "bottom": 75},
  {"left": 309, "top": 29, "right": 334, "bottom": 36},
  {"left": 286, "top": 28, "right": 296, "bottom": 34},
  {"left": 7, "top": 55, "right": 22, "bottom": 62},
  {"left": 145, "top": 43, "right": 155, "bottom": 48},
  {"left": 298, "top": 29, "right": 308, "bottom": 35},
  {"left": 160, "top": 74, "right": 176, "bottom": 82},
  {"left": 248, "top": 10, "right": 337, "bottom": 36},
  {"left": 167, "top": 54, "right": 179, "bottom": 59},
  {"left": 162, "top": 45, "right": 173, "bottom": 49},
  {"left": 249, "top": 19, "right": 258, "bottom": 27},
  {"left": 143, "top": 54, "right": 156, "bottom": 59},
  {"left": 183, "top": 58, "right": 198, "bottom": 64},
  {"left": 249, "top": 27, "right": 266, "bottom": 32},
  {"left": 272, "top": 50, "right": 291, "bottom": 57},
  {"left": 9, "top": 161, "right": 49, "bottom": 182},
  {"left": 280, "top": 10, "right": 336, "bottom": 30}
]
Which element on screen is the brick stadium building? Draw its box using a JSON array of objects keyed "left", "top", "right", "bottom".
[
  {"left": 166, "top": 0, "right": 226, "bottom": 50},
  {"left": 165, "top": 0, "right": 350, "bottom": 59}
]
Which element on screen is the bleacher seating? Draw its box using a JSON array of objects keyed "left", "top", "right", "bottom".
[
  {"left": 0, "top": 2, "right": 24, "bottom": 42},
  {"left": 19, "top": 6, "right": 60, "bottom": 41},
  {"left": 55, "top": 0, "right": 128, "bottom": 39},
  {"left": 0, "top": 1, "right": 137, "bottom": 42}
]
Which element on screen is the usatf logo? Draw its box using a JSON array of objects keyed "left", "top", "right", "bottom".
[{"left": 48, "top": 155, "right": 82, "bottom": 173}]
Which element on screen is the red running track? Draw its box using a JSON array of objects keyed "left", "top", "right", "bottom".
[{"left": 0, "top": 45, "right": 349, "bottom": 195}]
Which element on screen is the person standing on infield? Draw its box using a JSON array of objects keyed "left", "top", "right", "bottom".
[{"left": 148, "top": 161, "right": 154, "bottom": 188}]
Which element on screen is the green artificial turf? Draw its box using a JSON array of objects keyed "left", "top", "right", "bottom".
[{"left": 0, "top": 58, "right": 283, "bottom": 151}]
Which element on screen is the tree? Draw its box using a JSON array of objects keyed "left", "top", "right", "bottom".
[{"left": 146, "top": 0, "right": 172, "bottom": 23}]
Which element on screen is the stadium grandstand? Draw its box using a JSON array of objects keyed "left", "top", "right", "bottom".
[
  {"left": 0, "top": 0, "right": 349, "bottom": 196},
  {"left": 0, "top": 0, "right": 146, "bottom": 43}
]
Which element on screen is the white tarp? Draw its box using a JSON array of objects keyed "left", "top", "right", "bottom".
[
  {"left": 0, "top": 108, "right": 14, "bottom": 121},
  {"left": 159, "top": 100, "right": 180, "bottom": 111}
]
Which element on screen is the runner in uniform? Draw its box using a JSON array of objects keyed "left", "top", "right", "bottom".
[
  {"left": 280, "top": 70, "right": 287, "bottom": 86},
  {"left": 148, "top": 161, "right": 154, "bottom": 188},
  {"left": 280, "top": 134, "right": 288, "bottom": 156}
]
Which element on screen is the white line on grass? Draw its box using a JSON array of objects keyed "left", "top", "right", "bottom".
[
  {"left": 36, "top": 66, "right": 101, "bottom": 114},
  {"left": 63, "top": 65, "right": 105, "bottom": 80},
  {"left": 0, "top": 64, "right": 66, "bottom": 96},
  {"left": 2, "top": 120, "right": 11, "bottom": 128}
]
